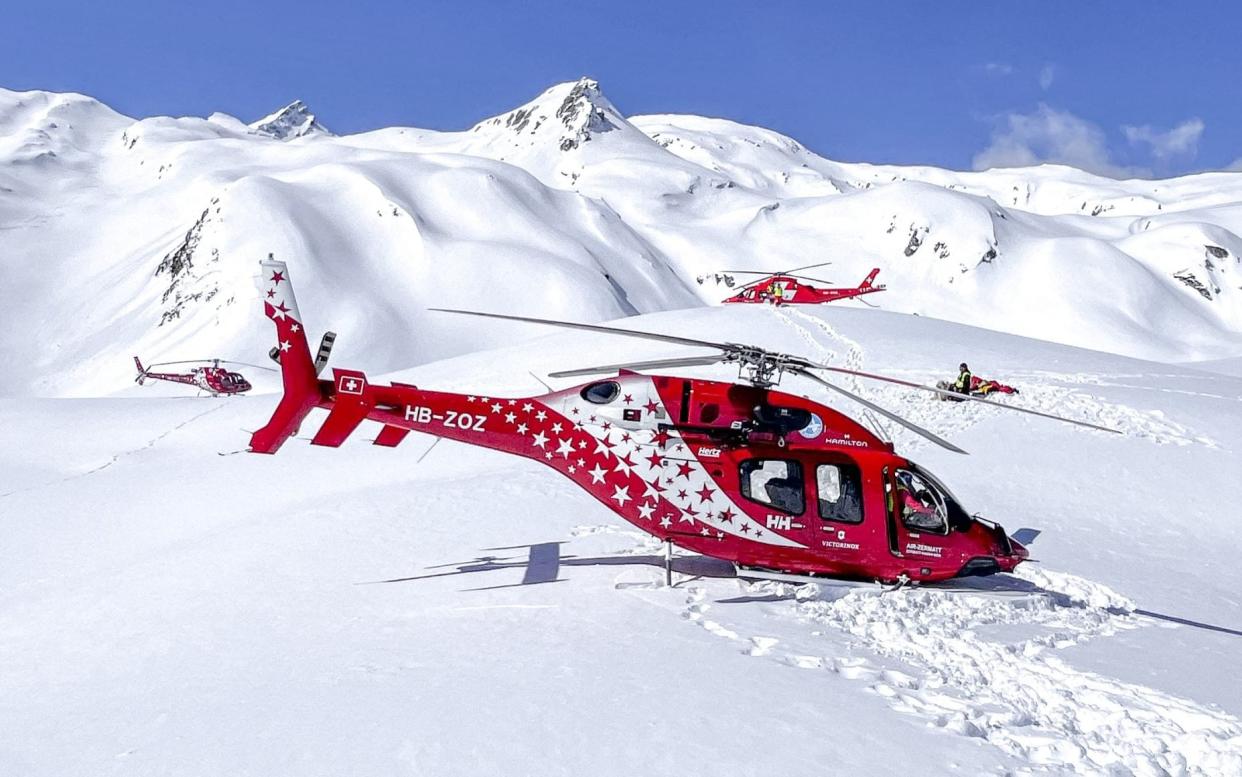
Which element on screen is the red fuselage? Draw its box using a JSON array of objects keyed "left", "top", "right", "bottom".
[
  {"left": 142, "top": 367, "right": 251, "bottom": 395},
  {"left": 251, "top": 260, "right": 1023, "bottom": 584},
  {"left": 722, "top": 270, "right": 886, "bottom": 306}
]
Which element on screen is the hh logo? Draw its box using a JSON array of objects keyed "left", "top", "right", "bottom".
[
  {"left": 338, "top": 375, "right": 365, "bottom": 395},
  {"left": 765, "top": 514, "right": 792, "bottom": 531}
]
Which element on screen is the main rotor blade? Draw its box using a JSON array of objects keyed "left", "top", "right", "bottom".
[
  {"left": 791, "top": 368, "right": 968, "bottom": 455},
  {"left": 778, "top": 261, "right": 834, "bottom": 275},
  {"left": 782, "top": 273, "right": 836, "bottom": 285},
  {"left": 548, "top": 354, "right": 726, "bottom": 379},
  {"left": 804, "top": 362, "right": 1122, "bottom": 434},
  {"left": 429, "top": 309, "right": 733, "bottom": 351},
  {"left": 146, "top": 359, "right": 215, "bottom": 368},
  {"left": 717, "top": 262, "right": 834, "bottom": 279},
  {"left": 145, "top": 359, "right": 277, "bottom": 372}
]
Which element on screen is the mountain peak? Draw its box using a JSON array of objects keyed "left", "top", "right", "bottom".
[
  {"left": 249, "top": 100, "right": 332, "bottom": 140},
  {"left": 473, "top": 77, "right": 624, "bottom": 152}
]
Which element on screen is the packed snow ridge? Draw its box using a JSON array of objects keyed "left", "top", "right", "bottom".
[{"left": 1, "top": 79, "right": 1241, "bottom": 396}]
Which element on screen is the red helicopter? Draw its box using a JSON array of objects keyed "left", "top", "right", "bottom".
[
  {"left": 134, "top": 356, "right": 263, "bottom": 396},
  {"left": 713, "top": 262, "right": 887, "bottom": 305},
  {"left": 248, "top": 261, "right": 1117, "bottom": 586}
]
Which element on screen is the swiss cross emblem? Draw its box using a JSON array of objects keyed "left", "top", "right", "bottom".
[{"left": 338, "top": 375, "right": 365, "bottom": 395}]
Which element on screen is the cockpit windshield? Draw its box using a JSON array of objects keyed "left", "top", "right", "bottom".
[{"left": 893, "top": 463, "right": 973, "bottom": 534}]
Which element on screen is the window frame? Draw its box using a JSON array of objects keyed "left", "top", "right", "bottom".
[
  {"left": 815, "top": 461, "right": 864, "bottom": 525},
  {"left": 738, "top": 458, "right": 805, "bottom": 515},
  {"left": 580, "top": 380, "right": 621, "bottom": 405},
  {"left": 894, "top": 467, "right": 951, "bottom": 536}
]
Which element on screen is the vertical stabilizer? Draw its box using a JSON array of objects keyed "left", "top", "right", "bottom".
[{"left": 249, "top": 260, "right": 322, "bottom": 453}]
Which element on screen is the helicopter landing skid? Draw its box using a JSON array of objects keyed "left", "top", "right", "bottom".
[{"left": 734, "top": 565, "right": 1045, "bottom": 600}]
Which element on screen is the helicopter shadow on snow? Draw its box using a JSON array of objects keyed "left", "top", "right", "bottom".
[
  {"left": 362, "top": 538, "right": 1242, "bottom": 638},
  {"left": 364, "top": 540, "right": 737, "bottom": 592}
]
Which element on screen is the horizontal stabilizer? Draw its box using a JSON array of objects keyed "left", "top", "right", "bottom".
[
  {"left": 374, "top": 425, "right": 411, "bottom": 447},
  {"left": 310, "top": 368, "right": 373, "bottom": 447}
]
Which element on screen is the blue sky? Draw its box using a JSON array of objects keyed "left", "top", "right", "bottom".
[{"left": 5, "top": 1, "right": 1237, "bottom": 176}]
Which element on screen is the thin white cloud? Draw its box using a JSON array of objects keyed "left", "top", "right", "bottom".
[
  {"left": 984, "top": 62, "right": 1014, "bottom": 77},
  {"left": 1039, "top": 64, "right": 1056, "bottom": 91},
  {"left": 973, "top": 104, "right": 1142, "bottom": 178},
  {"left": 1122, "top": 118, "right": 1204, "bottom": 160}
]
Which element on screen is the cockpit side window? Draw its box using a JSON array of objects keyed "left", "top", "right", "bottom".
[
  {"left": 580, "top": 381, "right": 620, "bottom": 405},
  {"left": 817, "top": 463, "right": 863, "bottom": 524},
  {"left": 739, "top": 458, "right": 804, "bottom": 515},
  {"left": 908, "top": 464, "right": 973, "bottom": 532},
  {"left": 894, "top": 468, "right": 949, "bottom": 534}
]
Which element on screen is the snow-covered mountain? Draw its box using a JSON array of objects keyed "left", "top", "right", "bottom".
[
  {"left": 3, "top": 78, "right": 1242, "bottom": 776},
  {"left": 248, "top": 99, "right": 332, "bottom": 139},
  {"left": 1, "top": 77, "right": 1240, "bottom": 398}
]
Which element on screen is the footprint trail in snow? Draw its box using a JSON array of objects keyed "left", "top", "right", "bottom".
[{"left": 671, "top": 568, "right": 1242, "bottom": 775}]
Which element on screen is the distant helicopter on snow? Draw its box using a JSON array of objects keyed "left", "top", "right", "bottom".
[
  {"left": 133, "top": 357, "right": 266, "bottom": 396},
  {"left": 702, "top": 262, "right": 887, "bottom": 306}
]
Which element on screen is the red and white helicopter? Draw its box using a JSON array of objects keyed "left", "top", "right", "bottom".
[
  {"left": 249, "top": 260, "right": 1117, "bottom": 586},
  {"left": 711, "top": 262, "right": 887, "bottom": 305},
  {"left": 134, "top": 357, "right": 263, "bottom": 396}
]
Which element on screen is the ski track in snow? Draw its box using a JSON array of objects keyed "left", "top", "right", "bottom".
[
  {"left": 0, "top": 402, "right": 229, "bottom": 499},
  {"left": 669, "top": 568, "right": 1242, "bottom": 776},
  {"left": 775, "top": 308, "right": 1216, "bottom": 451}
]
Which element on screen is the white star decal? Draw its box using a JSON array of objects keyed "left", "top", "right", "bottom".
[
  {"left": 660, "top": 515, "right": 672, "bottom": 528},
  {"left": 522, "top": 402, "right": 533, "bottom": 413},
  {"left": 568, "top": 465, "right": 577, "bottom": 474},
  {"left": 491, "top": 402, "right": 503, "bottom": 413},
  {"left": 551, "top": 422, "right": 563, "bottom": 434},
  {"left": 611, "top": 485, "right": 632, "bottom": 506},
  {"left": 556, "top": 438, "right": 574, "bottom": 458},
  {"left": 516, "top": 423, "right": 529, "bottom": 435},
  {"left": 466, "top": 396, "right": 476, "bottom": 403},
  {"left": 272, "top": 307, "right": 287, "bottom": 321},
  {"left": 279, "top": 340, "right": 291, "bottom": 352},
  {"left": 545, "top": 452, "right": 553, "bottom": 460},
  {"left": 594, "top": 438, "right": 611, "bottom": 457},
  {"left": 588, "top": 464, "right": 607, "bottom": 484},
  {"left": 505, "top": 412, "right": 517, "bottom": 424},
  {"left": 290, "top": 323, "right": 300, "bottom": 333},
  {"left": 637, "top": 503, "right": 654, "bottom": 520},
  {"left": 531, "top": 431, "right": 549, "bottom": 448},
  {"left": 535, "top": 410, "right": 547, "bottom": 421}
]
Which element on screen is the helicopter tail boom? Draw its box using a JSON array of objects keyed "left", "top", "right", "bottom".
[
  {"left": 250, "top": 260, "right": 324, "bottom": 454},
  {"left": 857, "top": 268, "right": 884, "bottom": 292}
]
